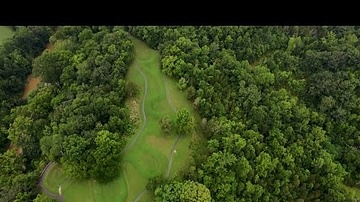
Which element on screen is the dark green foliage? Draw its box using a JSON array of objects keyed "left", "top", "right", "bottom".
[
  {"left": 1, "top": 26, "right": 133, "bottom": 201},
  {"left": 160, "top": 116, "right": 172, "bottom": 135},
  {"left": 125, "top": 81, "right": 140, "bottom": 97},
  {"left": 33, "top": 49, "right": 73, "bottom": 85},
  {"left": 0, "top": 26, "right": 54, "bottom": 201},
  {"left": 128, "top": 26, "right": 359, "bottom": 201},
  {"left": 154, "top": 180, "right": 211, "bottom": 202},
  {"left": 175, "top": 109, "right": 195, "bottom": 136},
  {"left": 0, "top": 26, "right": 54, "bottom": 153},
  {"left": 3, "top": 25, "right": 360, "bottom": 201},
  {"left": 146, "top": 175, "right": 165, "bottom": 192},
  {"left": 32, "top": 26, "right": 134, "bottom": 182}
]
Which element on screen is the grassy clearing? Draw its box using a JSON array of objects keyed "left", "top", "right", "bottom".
[
  {"left": 42, "top": 164, "right": 71, "bottom": 194},
  {"left": 119, "top": 37, "right": 189, "bottom": 201},
  {"left": 43, "top": 164, "right": 128, "bottom": 202},
  {"left": 0, "top": 26, "right": 14, "bottom": 44},
  {"left": 42, "top": 37, "right": 199, "bottom": 202}
]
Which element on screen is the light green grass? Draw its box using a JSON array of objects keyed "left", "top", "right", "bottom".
[
  {"left": 0, "top": 26, "right": 14, "bottom": 44},
  {"left": 42, "top": 164, "right": 71, "bottom": 193},
  {"left": 119, "top": 37, "right": 194, "bottom": 201},
  {"left": 42, "top": 37, "right": 198, "bottom": 202},
  {"left": 42, "top": 164, "right": 127, "bottom": 202}
]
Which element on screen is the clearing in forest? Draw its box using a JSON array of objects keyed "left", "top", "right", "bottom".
[{"left": 42, "top": 37, "right": 201, "bottom": 202}]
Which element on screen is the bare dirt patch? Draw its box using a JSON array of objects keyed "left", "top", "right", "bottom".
[
  {"left": 22, "top": 75, "right": 41, "bottom": 99},
  {"left": 127, "top": 98, "right": 140, "bottom": 127},
  {"left": 45, "top": 43, "right": 53, "bottom": 50}
]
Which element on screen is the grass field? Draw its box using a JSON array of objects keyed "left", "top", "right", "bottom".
[
  {"left": 42, "top": 37, "right": 198, "bottom": 201},
  {"left": 0, "top": 26, "right": 14, "bottom": 44}
]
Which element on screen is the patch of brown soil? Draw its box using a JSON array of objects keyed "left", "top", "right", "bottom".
[
  {"left": 8, "top": 143, "right": 23, "bottom": 156},
  {"left": 45, "top": 43, "right": 53, "bottom": 50},
  {"left": 22, "top": 75, "right": 41, "bottom": 99},
  {"left": 127, "top": 98, "right": 140, "bottom": 126},
  {"left": 16, "top": 147, "right": 22, "bottom": 156}
]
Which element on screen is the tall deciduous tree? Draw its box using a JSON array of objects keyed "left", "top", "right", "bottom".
[
  {"left": 32, "top": 49, "right": 73, "bottom": 85},
  {"left": 175, "top": 108, "right": 195, "bottom": 136},
  {"left": 90, "top": 130, "right": 125, "bottom": 182}
]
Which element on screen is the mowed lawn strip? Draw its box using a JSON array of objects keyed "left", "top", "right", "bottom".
[
  {"left": 127, "top": 38, "right": 204, "bottom": 200},
  {"left": 121, "top": 37, "right": 174, "bottom": 201}
]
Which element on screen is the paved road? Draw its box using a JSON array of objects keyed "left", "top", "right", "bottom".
[{"left": 122, "top": 63, "right": 148, "bottom": 154}]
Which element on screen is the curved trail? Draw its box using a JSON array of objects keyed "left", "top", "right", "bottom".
[
  {"left": 134, "top": 74, "right": 182, "bottom": 202},
  {"left": 165, "top": 135, "right": 182, "bottom": 178},
  {"left": 38, "top": 62, "right": 147, "bottom": 202},
  {"left": 134, "top": 189, "right": 149, "bottom": 202},
  {"left": 38, "top": 162, "right": 65, "bottom": 202},
  {"left": 163, "top": 74, "right": 181, "bottom": 179},
  {"left": 38, "top": 67, "right": 182, "bottom": 202},
  {"left": 122, "top": 63, "right": 148, "bottom": 154}
]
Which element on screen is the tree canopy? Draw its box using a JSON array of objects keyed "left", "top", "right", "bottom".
[
  {"left": 32, "top": 26, "right": 134, "bottom": 182},
  {"left": 175, "top": 108, "right": 195, "bottom": 136},
  {"left": 154, "top": 180, "right": 211, "bottom": 202},
  {"left": 2, "top": 25, "right": 360, "bottom": 201},
  {"left": 127, "top": 26, "right": 360, "bottom": 201},
  {"left": 0, "top": 26, "right": 55, "bottom": 201},
  {"left": 1, "top": 26, "right": 134, "bottom": 201}
]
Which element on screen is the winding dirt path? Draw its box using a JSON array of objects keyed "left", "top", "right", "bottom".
[
  {"left": 122, "top": 63, "right": 148, "bottom": 154},
  {"left": 163, "top": 74, "right": 181, "bottom": 179}
]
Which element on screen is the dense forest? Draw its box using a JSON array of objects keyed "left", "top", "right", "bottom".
[
  {"left": 0, "top": 26, "right": 134, "bottom": 201},
  {"left": 126, "top": 26, "right": 360, "bottom": 201},
  {"left": 1, "top": 26, "right": 360, "bottom": 201},
  {"left": 0, "top": 26, "right": 55, "bottom": 201},
  {"left": 32, "top": 26, "right": 134, "bottom": 182}
]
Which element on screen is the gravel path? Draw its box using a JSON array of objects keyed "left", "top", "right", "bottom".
[
  {"left": 134, "top": 189, "right": 149, "bottom": 202},
  {"left": 38, "top": 69, "right": 182, "bottom": 202},
  {"left": 122, "top": 63, "right": 148, "bottom": 154},
  {"left": 133, "top": 74, "right": 182, "bottom": 201},
  {"left": 163, "top": 74, "right": 182, "bottom": 179},
  {"left": 38, "top": 161, "right": 65, "bottom": 202},
  {"left": 164, "top": 134, "right": 182, "bottom": 179}
]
